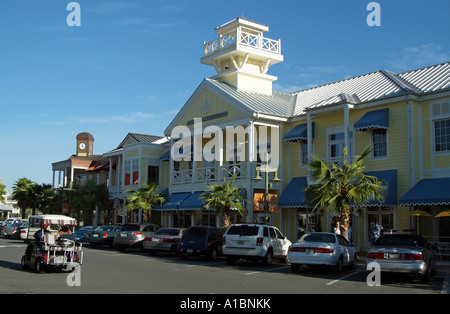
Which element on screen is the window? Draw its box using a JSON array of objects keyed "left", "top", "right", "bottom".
[
  {"left": 432, "top": 102, "right": 450, "bottom": 153},
  {"left": 327, "top": 128, "right": 353, "bottom": 163},
  {"left": 372, "top": 128, "right": 387, "bottom": 158},
  {"left": 435, "top": 119, "right": 450, "bottom": 152},
  {"left": 124, "top": 159, "right": 139, "bottom": 186},
  {"left": 299, "top": 140, "right": 310, "bottom": 166}
]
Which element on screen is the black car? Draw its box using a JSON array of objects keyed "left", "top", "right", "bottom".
[{"left": 177, "top": 226, "right": 223, "bottom": 261}]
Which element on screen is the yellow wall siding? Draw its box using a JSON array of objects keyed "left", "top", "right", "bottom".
[
  {"left": 125, "top": 150, "right": 139, "bottom": 158},
  {"left": 176, "top": 90, "right": 245, "bottom": 127}
]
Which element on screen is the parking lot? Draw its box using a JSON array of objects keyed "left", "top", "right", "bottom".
[{"left": 0, "top": 237, "right": 448, "bottom": 296}]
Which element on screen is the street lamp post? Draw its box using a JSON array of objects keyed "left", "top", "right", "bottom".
[{"left": 252, "top": 152, "right": 281, "bottom": 224}]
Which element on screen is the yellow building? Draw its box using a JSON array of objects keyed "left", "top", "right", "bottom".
[
  {"left": 52, "top": 19, "right": 449, "bottom": 252},
  {"left": 153, "top": 18, "right": 450, "bottom": 251}
]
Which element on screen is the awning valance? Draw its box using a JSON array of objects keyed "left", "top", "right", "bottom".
[
  {"left": 399, "top": 178, "right": 450, "bottom": 206},
  {"left": 284, "top": 123, "right": 315, "bottom": 142},
  {"left": 278, "top": 177, "right": 309, "bottom": 209},
  {"left": 354, "top": 108, "right": 389, "bottom": 132}
]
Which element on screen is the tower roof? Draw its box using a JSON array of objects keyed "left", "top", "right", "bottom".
[{"left": 76, "top": 132, "right": 94, "bottom": 141}]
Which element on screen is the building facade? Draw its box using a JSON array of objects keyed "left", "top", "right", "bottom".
[{"left": 51, "top": 18, "right": 450, "bottom": 251}]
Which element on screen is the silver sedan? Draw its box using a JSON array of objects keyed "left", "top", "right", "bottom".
[
  {"left": 366, "top": 234, "right": 437, "bottom": 283},
  {"left": 288, "top": 232, "right": 359, "bottom": 273},
  {"left": 143, "top": 227, "right": 186, "bottom": 255}
]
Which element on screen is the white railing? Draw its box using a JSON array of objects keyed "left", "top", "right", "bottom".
[
  {"left": 172, "top": 162, "right": 249, "bottom": 185},
  {"left": 203, "top": 29, "right": 281, "bottom": 57}
]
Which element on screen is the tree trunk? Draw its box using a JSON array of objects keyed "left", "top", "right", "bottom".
[{"left": 338, "top": 208, "right": 351, "bottom": 241}]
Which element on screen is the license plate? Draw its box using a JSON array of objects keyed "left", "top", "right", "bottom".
[
  {"left": 152, "top": 238, "right": 161, "bottom": 242},
  {"left": 187, "top": 249, "right": 193, "bottom": 253},
  {"left": 305, "top": 249, "right": 315, "bottom": 255},
  {"left": 121, "top": 233, "right": 128, "bottom": 237},
  {"left": 386, "top": 253, "right": 400, "bottom": 259},
  {"left": 93, "top": 234, "right": 99, "bottom": 237},
  {"left": 55, "top": 256, "right": 64, "bottom": 263}
]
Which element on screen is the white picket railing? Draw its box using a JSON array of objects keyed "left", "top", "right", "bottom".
[{"left": 203, "top": 29, "right": 281, "bottom": 57}]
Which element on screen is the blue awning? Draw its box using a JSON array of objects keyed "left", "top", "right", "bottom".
[
  {"left": 278, "top": 177, "right": 309, "bottom": 208},
  {"left": 364, "top": 170, "right": 397, "bottom": 207},
  {"left": 178, "top": 191, "right": 204, "bottom": 211},
  {"left": 399, "top": 178, "right": 450, "bottom": 206},
  {"left": 159, "top": 150, "right": 170, "bottom": 161},
  {"left": 354, "top": 108, "right": 389, "bottom": 132},
  {"left": 284, "top": 123, "right": 315, "bottom": 142},
  {"left": 154, "top": 192, "right": 191, "bottom": 211}
]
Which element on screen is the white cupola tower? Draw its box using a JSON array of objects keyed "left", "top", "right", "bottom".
[{"left": 201, "top": 18, "right": 284, "bottom": 95}]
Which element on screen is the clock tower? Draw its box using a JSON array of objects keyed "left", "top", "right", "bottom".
[{"left": 76, "top": 132, "right": 94, "bottom": 156}]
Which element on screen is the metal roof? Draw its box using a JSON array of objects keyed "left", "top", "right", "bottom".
[{"left": 204, "top": 62, "right": 450, "bottom": 119}]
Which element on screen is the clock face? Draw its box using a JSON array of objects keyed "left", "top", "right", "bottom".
[{"left": 78, "top": 142, "right": 86, "bottom": 150}]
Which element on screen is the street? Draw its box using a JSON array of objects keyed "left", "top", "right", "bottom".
[{"left": 0, "top": 237, "right": 448, "bottom": 296}]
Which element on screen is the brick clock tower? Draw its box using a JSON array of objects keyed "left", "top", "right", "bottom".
[{"left": 76, "top": 132, "right": 94, "bottom": 157}]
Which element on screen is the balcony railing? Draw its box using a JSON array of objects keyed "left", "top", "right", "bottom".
[
  {"left": 203, "top": 29, "right": 281, "bottom": 58},
  {"left": 172, "top": 162, "right": 250, "bottom": 185}
]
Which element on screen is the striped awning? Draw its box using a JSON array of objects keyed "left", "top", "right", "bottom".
[{"left": 278, "top": 177, "right": 310, "bottom": 208}]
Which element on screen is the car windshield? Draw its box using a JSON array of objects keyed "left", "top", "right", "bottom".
[
  {"left": 227, "top": 225, "right": 259, "bottom": 236},
  {"left": 185, "top": 227, "right": 207, "bottom": 237},
  {"left": 119, "top": 224, "right": 140, "bottom": 231},
  {"left": 299, "top": 233, "right": 336, "bottom": 244},
  {"left": 155, "top": 228, "right": 180, "bottom": 236},
  {"left": 374, "top": 236, "right": 425, "bottom": 247}
]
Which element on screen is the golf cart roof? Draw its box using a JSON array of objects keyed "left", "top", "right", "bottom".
[{"left": 29, "top": 215, "right": 77, "bottom": 227}]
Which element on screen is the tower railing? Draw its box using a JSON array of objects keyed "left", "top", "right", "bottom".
[{"left": 203, "top": 29, "right": 281, "bottom": 57}]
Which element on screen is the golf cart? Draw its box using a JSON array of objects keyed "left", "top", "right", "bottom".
[{"left": 21, "top": 215, "right": 83, "bottom": 273}]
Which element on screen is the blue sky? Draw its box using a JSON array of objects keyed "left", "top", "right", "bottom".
[{"left": 1, "top": 0, "right": 449, "bottom": 192}]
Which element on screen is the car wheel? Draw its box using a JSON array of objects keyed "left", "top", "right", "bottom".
[
  {"left": 209, "top": 248, "right": 218, "bottom": 261},
  {"left": 350, "top": 254, "right": 358, "bottom": 269},
  {"left": 420, "top": 266, "right": 431, "bottom": 284},
  {"left": 334, "top": 256, "right": 343, "bottom": 273},
  {"left": 263, "top": 249, "right": 273, "bottom": 266}
]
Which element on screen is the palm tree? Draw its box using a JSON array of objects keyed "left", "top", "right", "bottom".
[
  {"left": 200, "top": 176, "right": 246, "bottom": 229},
  {"left": 71, "top": 181, "right": 110, "bottom": 225},
  {"left": 12, "top": 177, "right": 37, "bottom": 218},
  {"left": 126, "top": 183, "right": 166, "bottom": 222},
  {"left": 304, "top": 147, "right": 387, "bottom": 240},
  {"left": 0, "top": 183, "right": 7, "bottom": 204}
]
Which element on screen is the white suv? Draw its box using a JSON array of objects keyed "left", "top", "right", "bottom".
[{"left": 223, "top": 224, "right": 292, "bottom": 266}]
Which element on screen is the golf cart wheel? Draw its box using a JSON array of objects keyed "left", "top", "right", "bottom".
[
  {"left": 34, "top": 258, "right": 45, "bottom": 273},
  {"left": 21, "top": 256, "right": 30, "bottom": 270}
]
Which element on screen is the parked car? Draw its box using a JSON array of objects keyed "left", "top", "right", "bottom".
[
  {"left": 87, "top": 225, "right": 120, "bottom": 248},
  {"left": 1, "top": 218, "right": 23, "bottom": 236},
  {"left": 143, "top": 227, "right": 186, "bottom": 255},
  {"left": 74, "top": 226, "right": 95, "bottom": 242},
  {"left": 114, "top": 223, "right": 160, "bottom": 252},
  {"left": 288, "top": 232, "right": 358, "bottom": 273},
  {"left": 222, "top": 224, "right": 292, "bottom": 266},
  {"left": 366, "top": 234, "right": 437, "bottom": 283},
  {"left": 3, "top": 221, "right": 27, "bottom": 239},
  {"left": 19, "top": 222, "right": 29, "bottom": 241},
  {"left": 177, "top": 226, "right": 223, "bottom": 261}
]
